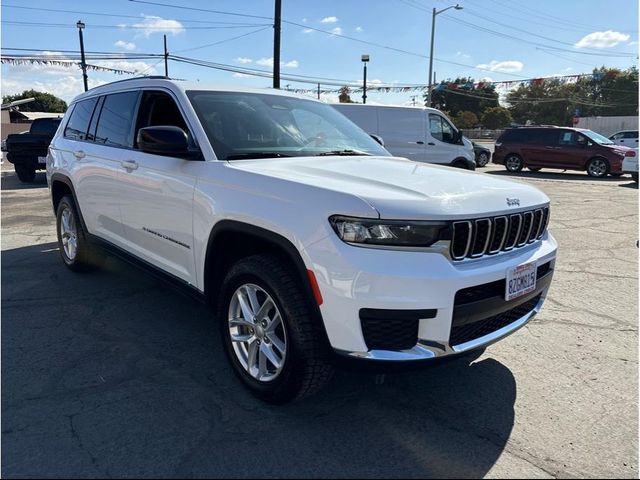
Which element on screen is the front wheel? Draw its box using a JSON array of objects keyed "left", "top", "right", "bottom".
[
  {"left": 586, "top": 157, "right": 609, "bottom": 178},
  {"left": 15, "top": 164, "right": 36, "bottom": 183},
  {"left": 476, "top": 152, "right": 490, "bottom": 167},
  {"left": 218, "top": 254, "right": 334, "bottom": 404},
  {"left": 504, "top": 154, "right": 523, "bottom": 172}
]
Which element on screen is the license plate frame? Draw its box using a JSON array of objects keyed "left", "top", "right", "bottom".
[{"left": 505, "top": 261, "right": 537, "bottom": 301}]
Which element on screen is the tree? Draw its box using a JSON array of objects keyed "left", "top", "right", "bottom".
[
  {"left": 506, "top": 67, "right": 638, "bottom": 126},
  {"left": 454, "top": 111, "right": 479, "bottom": 129},
  {"left": 426, "top": 77, "right": 498, "bottom": 116},
  {"left": 2, "top": 89, "right": 67, "bottom": 112},
  {"left": 481, "top": 106, "right": 513, "bottom": 129},
  {"left": 338, "top": 86, "right": 354, "bottom": 103}
]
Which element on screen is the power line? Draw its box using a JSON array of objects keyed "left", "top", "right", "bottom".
[
  {"left": 173, "top": 26, "right": 271, "bottom": 54},
  {"left": 126, "top": 0, "right": 273, "bottom": 21},
  {"left": 1, "top": 20, "right": 272, "bottom": 30}
]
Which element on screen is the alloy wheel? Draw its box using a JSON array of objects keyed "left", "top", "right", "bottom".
[
  {"left": 505, "top": 155, "right": 522, "bottom": 171},
  {"left": 588, "top": 159, "right": 607, "bottom": 177},
  {"left": 60, "top": 207, "right": 78, "bottom": 260},
  {"left": 228, "top": 284, "right": 287, "bottom": 382}
]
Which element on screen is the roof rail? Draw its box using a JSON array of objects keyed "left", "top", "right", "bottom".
[{"left": 87, "top": 75, "right": 173, "bottom": 90}]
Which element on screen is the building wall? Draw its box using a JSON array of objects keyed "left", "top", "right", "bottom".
[
  {"left": 1, "top": 123, "right": 31, "bottom": 140},
  {"left": 576, "top": 116, "right": 639, "bottom": 137}
]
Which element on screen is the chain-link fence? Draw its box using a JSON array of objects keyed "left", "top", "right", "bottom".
[{"left": 461, "top": 129, "right": 504, "bottom": 141}]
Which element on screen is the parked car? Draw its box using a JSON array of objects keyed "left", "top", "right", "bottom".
[
  {"left": 332, "top": 103, "right": 476, "bottom": 169},
  {"left": 493, "top": 126, "right": 635, "bottom": 178},
  {"left": 6, "top": 117, "right": 62, "bottom": 182},
  {"left": 622, "top": 149, "right": 638, "bottom": 182},
  {"left": 609, "top": 130, "right": 638, "bottom": 148},
  {"left": 47, "top": 78, "right": 557, "bottom": 403},
  {"left": 472, "top": 141, "right": 491, "bottom": 167}
]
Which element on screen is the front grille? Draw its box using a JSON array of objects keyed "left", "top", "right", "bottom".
[
  {"left": 451, "top": 207, "right": 549, "bottom": 260},
  {"left": 449, "top": 294, "right": 541, "bottom": 346},
  {"left": 454, "top": 262, "right": 552, "bottom": 305},
  {"left": 360, "top": 315, "right": 420, "bottom": 351}
]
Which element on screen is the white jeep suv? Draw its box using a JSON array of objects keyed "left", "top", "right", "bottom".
[{"left": 47, "top": 78, "right": 557, "bottom": 403}]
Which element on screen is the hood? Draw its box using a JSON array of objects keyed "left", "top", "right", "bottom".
[{"left": 229, "top": 155, "right": 550, "bottom": 220}]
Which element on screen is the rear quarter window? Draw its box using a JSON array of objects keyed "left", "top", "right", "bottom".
[{"left": 64, "top": 98, "right": 98, "bottom": 141}]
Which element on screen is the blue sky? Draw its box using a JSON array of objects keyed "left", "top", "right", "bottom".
[{"left": 1, "top": 0, "right": 638, "bottom": 105}]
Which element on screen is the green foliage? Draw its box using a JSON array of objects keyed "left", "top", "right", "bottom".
[
  {"left": 2, "top": 89, "right": 67, "bottom": 113},
  {"left": 426, "top": 77, "right": 498, "bottom": 116},
  {"left": 338, "top": 86, "right": 354, "bottom": 103},
  {"left": 454, "top": 110, "right": 479, "bottom": 129},
  {"left": 506, "top": 67, "right": 638, "bottom": 126},
  {"left": 481, "top": 106, "right": 513, "bottom": 129}
]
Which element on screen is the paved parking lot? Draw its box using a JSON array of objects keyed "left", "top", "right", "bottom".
[{"left": 2, "top": 161, "right": 638, "bottom": 478}]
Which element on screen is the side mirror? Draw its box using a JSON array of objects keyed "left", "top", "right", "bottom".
[
  {"left": 370, "top": 134, "right": 384, "bottom": 146},
  {"left": 137, "top": 126, "right": 202, "bottom": 159}
]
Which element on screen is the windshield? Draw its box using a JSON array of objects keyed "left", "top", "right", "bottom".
[
  {"left": 582, "top": 129, "right": 615, "bottom": 145},
  {"left": 187, "top": 91, "right": 390, "bottom": 160}
]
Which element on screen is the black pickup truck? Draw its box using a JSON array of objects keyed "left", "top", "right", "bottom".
[{"left": 5, "top": 117, "right": 62, "bottom": 183}]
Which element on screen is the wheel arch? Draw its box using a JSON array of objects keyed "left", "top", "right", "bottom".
[
  {"left": 585, "top": 155, "right": 610, "bottom": 169},
  {"left": 50, "top": 173, "right": 88, "bottom": 232}
]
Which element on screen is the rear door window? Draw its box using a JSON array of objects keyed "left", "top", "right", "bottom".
[
  {"left": 64, "top": 98, "right": 98, "bottom": 141},
  {"left": 624, "top": 131, "right": 639, "bottom": 139},
  {"left": 94, "top": 91, "right": 140, "bottom": 148}
]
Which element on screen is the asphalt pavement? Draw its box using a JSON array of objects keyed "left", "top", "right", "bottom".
[{"left": 1, "top": 161, "right": 638, "bottom": 478}]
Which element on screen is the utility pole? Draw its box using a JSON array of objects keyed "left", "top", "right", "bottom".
[
  {"left": 426, "top": 4, "right": 462, "bottom": 107},
  {"left": 76, "top": 21, "right": 88, "bottom": 92},
  {"left": 163, "top": 34, "right": 169, "bottom": 77},
  {"left": 361, "top": 54, "right": 369, "bottom": 104},
  {"left": 317, "top": 83, "right": 320, "bottom": 100},
  {"left": 273, "top": 0, "right": 282, "bottom": 89}
]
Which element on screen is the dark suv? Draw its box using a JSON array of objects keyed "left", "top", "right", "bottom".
[{"left": 493, "top": 126, "right": 636, "bottom": 178}]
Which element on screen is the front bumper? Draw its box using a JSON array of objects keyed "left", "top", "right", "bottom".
[{"left": 306, "top": 230, "right": 557, "bottom": 361}]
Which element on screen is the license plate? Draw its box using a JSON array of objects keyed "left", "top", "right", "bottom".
[
  {"left": 505, "top": 262, "right": 537, "bottom": 301},
  {"left": 37, "top": 156, "right": 47, "bottom": 164}
]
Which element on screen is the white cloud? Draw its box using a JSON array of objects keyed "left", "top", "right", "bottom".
[
  {"left": 130, "top": 15, "right": 184, "bottom": 37},
  {"left": 232, "top": 72, "right": 250, "bottom": 78},
  {"left": 302, "top": 28, "right": 313, "bottom": 34},
  {"left": 321, "top": 16, "right": 338, "bottom": 23},
  {"left": 115, "top": 40, "right": 136, "bottom": 51},
  {"left": 255, "top": 57, "right": 299, "bottom": 68},
  {"left": 302, "top": 18, "right": 308, "bottom": 23},
  {"left": 330, "top": 27, "right": 342, "bottom": 35},
  {"left": 94, "top": 60, "right": 157, "bottom": 74},
  {"left": 456, "top": 51, "right": 471, "bottom": 59},
  {"left": 236, "top": 57, "right": 253, "bottom": 64},
  {"left": 355, "top": 26, "right": 363, "bottom": 32},
  {"left": 1, "top": 76, "right": 107, "bottom": 103},
  {"left": 476, "top": 60, "right": 524, "bottom": 73},
  {"left": 575, "top": 30, "right": 630, "bottom": 48}
]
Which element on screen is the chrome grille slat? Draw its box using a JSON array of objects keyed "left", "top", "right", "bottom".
[{"left": 450, "top": 207, "right": 549, "bottom": 261}]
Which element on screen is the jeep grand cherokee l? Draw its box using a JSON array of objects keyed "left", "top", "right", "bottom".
[
  {"left": 493, "top": 126, "right": 636, "bottom": 178},
  {"left": 47, "top": 78, "right": 557, "bottom": 403}
]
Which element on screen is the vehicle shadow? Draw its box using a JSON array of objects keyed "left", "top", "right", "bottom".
[
  {"left": 2, "top": 243, "right": 517, "bottom": 478},
  {"left": 619, "top": 181, "right": 638, "bottom": 189},
  {"left": 0, "top": 170, "right": 47, "bottom": 190},
  {"left": 486, "top": 168, "right": 629, "bottom": 182}
]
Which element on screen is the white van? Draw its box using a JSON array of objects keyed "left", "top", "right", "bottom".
[{"left": 332, "top": 103, "right": 476, "bottom": 169}]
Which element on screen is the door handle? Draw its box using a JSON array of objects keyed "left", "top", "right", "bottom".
[
  {"left": 416, "top": 141, "right": 425, "bottom": 145},
  {"left": 427, "top": 142, "right": 436, "bottom": 146},
  {"left": 73, "top": 150, "right": 86, "bottom": 159},
  {"left": 121, "top": 160, "right": 138, "bottom": 170}
]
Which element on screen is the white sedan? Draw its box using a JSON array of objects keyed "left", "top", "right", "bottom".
[{"left": 622, "top": 148, "right": 638, "bottom": 182}]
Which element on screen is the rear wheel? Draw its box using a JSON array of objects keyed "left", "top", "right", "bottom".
[
  {"left": 14, "top": 164, "right": 36, "bottom": 183},
  {"left": 56, "top": 195, "right": 100, "bottom": 271},
  {"left": 218, "top": 254, "right": 334, "bottom": 404},
  {"left": 586, "top": 157, "right": 609, "bottom": 178},
  {"left": 476, "top": 152, "right": 489, "bottom": 167},
  {"left": 504, "top": 154, "right": 523, "bottom": 172}
]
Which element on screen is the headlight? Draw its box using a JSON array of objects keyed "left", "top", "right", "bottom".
[{"left": 329, "top": 215, "right": 447, "bottom": 247}]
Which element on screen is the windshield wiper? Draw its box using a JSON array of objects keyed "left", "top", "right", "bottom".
[
  {"left": 226, "top": 152, "right": 293, "bottom": 160},
  {"left": 314, "top": 149, "right": 372, "bottom": 157}
]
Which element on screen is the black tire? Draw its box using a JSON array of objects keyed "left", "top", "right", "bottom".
[
  {"left": 55, "top": 195, "right": 100, "bottom": 272},
  {"left": 632, "top": 173, "right": 638, "bottom": 183},
  {"left": 452, "top": 159, "right": 473, "bottom": 170},
  {"left": 14, "top": 164, "right": 36, "bottom": 183},
  {"left": 586, "top": 157, "right": 609, "bottom": 178},
  {"left": 504, "top": 154, "right": 523, "bottom": 172},
  {"left": 476, "top": 152, "right": 490, "bottom": 167},
  {"left": 528, "top": 167, "right": 542, "bottom": 172},
  {"left": 218, "top": 253, "right": 334, "bottom": 404}
]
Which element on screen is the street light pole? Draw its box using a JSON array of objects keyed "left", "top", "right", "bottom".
[
  {"left": 361, "top": 54, "right": 369, "bottom": 104},
  {"left": 426, "top": 4, "right": 462, "bottom": 107},
  {"left": 273, "top": 0, "right": 282, "bottom": 89},
  {"left": 76, "top": 20, "right": 88, "bottom": 92}
]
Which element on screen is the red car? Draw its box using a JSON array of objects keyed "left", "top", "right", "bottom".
[{"left": 493, "top": 126, "right": 636, "bottom": 178}]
